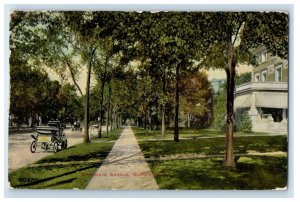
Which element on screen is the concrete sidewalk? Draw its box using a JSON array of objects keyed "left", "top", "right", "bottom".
[{"left": 86, "top": 127, "right": 159, "bottom": 190}]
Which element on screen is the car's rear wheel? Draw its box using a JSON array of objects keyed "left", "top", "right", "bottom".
[{"left": 30, "top": 141, "right": 37, "bottom": 153}]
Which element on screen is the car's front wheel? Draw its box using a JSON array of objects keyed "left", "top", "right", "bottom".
[
  {"left": 61, "top": 140, "right": 68, "bottom": 150},
  {"left": 30, "top": 141, "right": 37, "bottom": 153}
]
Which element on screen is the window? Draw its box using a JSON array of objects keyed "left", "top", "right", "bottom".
[
  {"left": 261, "top": 70, "right": 267, "bottom": 82},
  {"left": 275, "top": 65, "right": 282, "bottom": 82},
  {"left": 254, "top": 73, "right": 260, "bottom": 82},
  {"left": 261, "top": 51, "right": 267, "bottom": 63}
]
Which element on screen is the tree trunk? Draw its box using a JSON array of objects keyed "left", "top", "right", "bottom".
[
  {"left": 98, "top": 81, "right": 105, "bottom": 138},
  {"left": 83, "top": 48, "right": 96, "bottom": 143},
  {"left": 174, "top": 65, "right": 179, "bottom": 142},
  {"left": 187, "top": 113, "right": 191, "bottom": 128},
  {"left": 161, "top": 71, "right": 166, "bottom": 135},
  {"left": 106, "top": 83, "right": 111, "bottom": 136},
  {"left": 161, "top": 105, "right": 166, "bottom": 135},
  {"left": 144, "top": 115, "right": 147, "bottom": 129},
  {"left": 224, "top": 39, "right": 236, "bottom": 168},
  {"left": 110, "top": 107, "right": 113, "bottom": 132},
  {"left": 149, "top": 107, "right": 152, "bottom": 131}
]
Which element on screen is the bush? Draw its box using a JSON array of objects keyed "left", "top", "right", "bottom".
[{"left": 241, "top": 111, "right": 252, "bottom": 133}]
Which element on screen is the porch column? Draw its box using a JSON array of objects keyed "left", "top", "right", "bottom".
[
  {"left": 249, "top": 93, "right": 259, "bottom": 116},
  {"left": 282, "top": 108, "right": 288, "bottom": 124}
]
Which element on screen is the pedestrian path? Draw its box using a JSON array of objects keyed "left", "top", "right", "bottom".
[{"left": 86, "top": 127, "right": 159, "bottom": 190}]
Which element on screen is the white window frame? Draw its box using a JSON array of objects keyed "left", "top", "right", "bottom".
[
  {"left": 275, "top": 65, "right": 282, "bottom": 82},
  {"left": 261, "top": 70, "right": 267, "bottom": 82},
  {"left": 254, "top": 73, "right": 260, "bottom": 82}
]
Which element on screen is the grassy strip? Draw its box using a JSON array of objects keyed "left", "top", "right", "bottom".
[
  {"left": 133, "top": 128, "right": 287, "bottom": 158},
  {"left": 149, "top": 156, "right": 287, "bottom": 190},
  {"left": 133, "top": 127, "right": 270, "bottom": 141},
  {"left": 132, "top": 127, "right": 288, "bottom": 189},
  {"left": 9, "top": 127, "right": 123, "bottom": 189},
  {"left": 90, "top": 127, "right": 123, "bottom": 142}
]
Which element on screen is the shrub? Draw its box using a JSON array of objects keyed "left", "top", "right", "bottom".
[{"left": 241, "top": 111, "right": 252, "bottom": 133}]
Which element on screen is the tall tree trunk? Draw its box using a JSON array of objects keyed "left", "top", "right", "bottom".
[
  {"left": 62, "top": 55, "right": 84, "bottom": 97},
  {"left": 149, "top": 107, "right": 152, "bottom": 131},
  {"left": 187, "top": 113, "right": 191, "bottom": 128},
  {"left": 110, "top": 107, "right": 113, "bottom": 132},
  {"left": 161, "top": 105, "right": 166, "bottom": 135},
  {"left": 161, "top": 72, "right": 166, "bottom": 135},
  {"left": 144, "top": 115, "right": 147, "bottom": 129},
  {"left": 174, "top": 65, "right": 179, "bottom": 142},
  {"left": 106, "top": 82, "right": 111, "bottom": 136},
  {"left": 224, "top": 38, "right": 236, "bottom": 167},
  {"left": 83, "top": 48, "right": 96, "bottom": 143},
  {"left": 98, "top": 81, "right": 105, "bottom": 138}
]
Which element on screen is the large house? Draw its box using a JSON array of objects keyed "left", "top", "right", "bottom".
[{"left": 234, "top": 47, "right": 288, "bottom": 134}]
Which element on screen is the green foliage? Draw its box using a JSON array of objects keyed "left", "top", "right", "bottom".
[
  {"left": 212, "top": 83, "right": 226, "bottom": 131},
  {"left": 9, "top": 11, "right": 288, "bottom": 135},
  {"left": 235, "top": 72, "right": 252, "bottom": 86},
  {"left": 179, "top": 71, "right": 212, "bottom": 127},
  {"left": 241, "top": 111, "right": 253, "bottom": 133},
  {"left": 9, "top": 60, "right": 82, "bottom": 126}
]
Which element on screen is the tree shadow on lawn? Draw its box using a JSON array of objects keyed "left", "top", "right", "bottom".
[
  {"left": 10, "top": 162, "right": 101, "bottom": 188},
  {"left": 38, "top": 178, "right": 76, "bottom": 189},
  {"left": 36, "top": 151, "right": 110, "bottom": 164},
  {"left": 152, "top": 156, "right": 287, "bottom": 190},
  {"left": 35, "top": 143, "right": 113, "bottom": 164}
]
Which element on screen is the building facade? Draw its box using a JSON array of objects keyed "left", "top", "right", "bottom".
[{"left": 234, "top": 47, "right": 288, "bottom": 134}]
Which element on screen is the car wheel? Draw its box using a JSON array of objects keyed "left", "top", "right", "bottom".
[
  {"left": 62, "top": 140, "right": 68, "bottom": 150},
  {"left": 30, "top": 141, "right": 37, "bottom": 153},
  {"left": 53, "top": 142, "right": 58, "bottom": 153}
]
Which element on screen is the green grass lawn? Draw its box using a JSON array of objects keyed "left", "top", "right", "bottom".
[
  {"left": 149, "top": 156, "right": 287, "bottom": 190},
  {"left": 133, "top": 127, "right": 270, "bottom": 141},
  {"left": 133, "top": 127, "right": 287, "bottom": 158},
  {"left": 132, "top": 127, "right": 288, "bottom": 190},
  {"left": 9, "top": 127, "right": 123, "bottom": 189}
]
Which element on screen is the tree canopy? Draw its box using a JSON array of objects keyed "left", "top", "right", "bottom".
[{"left": 9, "top": 11, "right": 288, "bottom": 167}]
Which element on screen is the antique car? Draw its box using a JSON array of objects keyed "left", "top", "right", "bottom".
[
  {"left": 71, "top": 121, "right": 82, "bottom": 132},
  {"left": 30, "top": 121, "right": 68, "bottom": 153}
]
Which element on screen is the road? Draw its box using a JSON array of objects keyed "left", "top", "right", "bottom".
[{"left": 8, "top": 128, "right": 84, "bottom": 173}]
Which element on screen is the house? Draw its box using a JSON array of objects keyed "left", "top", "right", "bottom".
[{"left": 234, "top": 46, "right": 288, "bottom": 134}]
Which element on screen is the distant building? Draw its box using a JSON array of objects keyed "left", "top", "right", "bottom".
[{"left": 234, "top": 46, "right": 288, "bottom": 134}]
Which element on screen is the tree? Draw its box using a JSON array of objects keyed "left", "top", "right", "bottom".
[
  {"left": 212, "top": 82, "right": 227, "bottom": 131},
  {"left": 10, "top": 11, "right": 124, "bottom": 143},
  {"left": 179, "top": 71, "right": 212, "bottom": 128},
  {"left": 92, "top": 36, "right": 123, "bottom": 137},
  {"left": 241, "top": 111, "right": 252, "bottom": 133},
  {"left": 9, "top": 11, "right": 90, "bottom": 139},
  {"left": 9, "top": 52, "right": 73, "bottom": 127},
  {"left": 199, "top": 12, "right": 288, "bottom": 167},
  {"left": 58, "top": 83, "right": 83, "bottom": 124},
  {"left": 129, "top": 12, "right": 207, "bottom": 140},
  {"left": 235, "top": 72, "right": 252, "bottom": 86}
]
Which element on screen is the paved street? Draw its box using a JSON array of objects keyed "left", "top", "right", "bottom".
[{"left": 8, "top": 128, "right": 83, "bottom": 173}]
